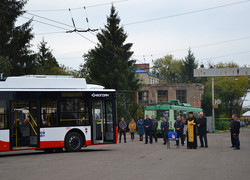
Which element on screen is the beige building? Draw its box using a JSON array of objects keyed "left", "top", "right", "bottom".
[{"left": 136, "top": 64, "right": 160, "bottom": 85}]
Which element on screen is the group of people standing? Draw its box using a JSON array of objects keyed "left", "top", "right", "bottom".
[
  {"left": 118, "top": 115, "right": 158, "bottom": 144},
  {"left": 119, "top": 111, "right": 209, "bottom": 149},
  {"left": 182, "top": 111, "right": 208, "bottom": 149}
]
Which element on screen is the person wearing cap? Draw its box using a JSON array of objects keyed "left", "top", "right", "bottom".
[
  {"left": 186, "top": 112, "right": 197, "bottom": 149},
  {"left": 197, "top": 112, "right": 208, "bottom": 148}
]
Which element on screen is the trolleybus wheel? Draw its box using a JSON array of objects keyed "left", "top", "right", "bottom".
[{"left": 65, "top": 132, "right": 83, "bottom": 152}]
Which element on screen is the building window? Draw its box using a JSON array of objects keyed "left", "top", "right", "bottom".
[
  {"left": 176, "top": 90, "right": 187, "bottom": 103},
  {"left": 157, "top": 90, "right": 168, "bottom": 103},
  {"left": 0, "top": 100, "right": 7, "bottom": 129},
  {"left": 138, "top": 91, "right": 148, "bottom": 105}
]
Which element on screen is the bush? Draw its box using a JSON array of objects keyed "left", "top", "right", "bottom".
[{"left": 215, "top": 119, "right": 230, "bottom": 130}]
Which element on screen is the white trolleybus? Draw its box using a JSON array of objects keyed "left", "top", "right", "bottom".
[{"left": 0, "top": 75, "right": 118, "bottom": 152}]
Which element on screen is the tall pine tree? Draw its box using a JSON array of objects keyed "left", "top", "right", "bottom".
[
  {"left": 83, "top": 5, "right": 140, "bottom": 121},
  {"left": 182, "top": 48, "right": 198, "bottom": 83},
  {"left": 36, "top": 38, "right": 72, "bottom": 75},
  {"left": 0, "top": 0, "right": 36, "bottom": 76}
]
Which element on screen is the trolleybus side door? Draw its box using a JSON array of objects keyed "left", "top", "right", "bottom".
[{"left": 10, "top": 100, "right": 40, "bottom": 149}]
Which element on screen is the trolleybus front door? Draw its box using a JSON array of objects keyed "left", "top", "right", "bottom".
[
  {"left": 10, "top": 101, "right": 39, "bottom": 149},
  {"left": 92, "top": 100, "right": 115, "bottom": 144}
]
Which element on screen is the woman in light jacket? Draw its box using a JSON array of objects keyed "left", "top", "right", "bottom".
[{"left": 129, "top": 119, "right": 136, "bottom": 141}]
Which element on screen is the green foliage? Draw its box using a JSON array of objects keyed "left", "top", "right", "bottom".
[
  {"left": 0, "top": 56, "right": 13, "bottom": 76},
  {"left": 0, "top": 0, "right": 37, "bottom": 75},
  {"left": 82, "top": 5, "right": 140, "bottom": 121},
  {"left": 215, "top": 119, "right": 230, "bottom": 130},
  {"left": 182, "top": 48, "right": 198, "bottom": 83},
  {"left": 152, "top": 54, "right": 184, "bottom": 83},
  {"left": 36, "top": 39, "right": 66, "bottom": 75},
  {"left": 202, "top": 62, "right": 248, "bottom": 117}
]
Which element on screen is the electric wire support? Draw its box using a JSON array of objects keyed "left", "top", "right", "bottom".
[{"left": 66, "top": 8, "right": 98, "bottom": 33}]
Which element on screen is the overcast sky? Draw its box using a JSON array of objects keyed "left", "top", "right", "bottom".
[{"left": 17, "top": 0, "right": 250, "bottom": 106}]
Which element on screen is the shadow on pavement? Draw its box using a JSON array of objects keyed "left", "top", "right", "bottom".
[{"left": 0, "top": 148, "right": 113, "bottom": 158}]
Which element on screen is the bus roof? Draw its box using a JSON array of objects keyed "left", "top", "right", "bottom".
[
  {"left": 0, "top": 75, "right": 116, "bottom": 92},
  {"left": 145, "top": 104, "right": 202, "bottom": 112}
]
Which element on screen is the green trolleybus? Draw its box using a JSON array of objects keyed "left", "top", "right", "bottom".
[{"left": 144, "top": 100, "right": 203, "bottom": 133}]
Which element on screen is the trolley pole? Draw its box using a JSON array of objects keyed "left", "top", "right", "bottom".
[{"left": 212, "top": 77, "right": 215, "bottom": 131}]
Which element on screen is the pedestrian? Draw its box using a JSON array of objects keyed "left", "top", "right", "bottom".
[
  {"left": 186, "top": 112, "right": 197, "bottom": 149},
  {"left": 231, "top": 115, "right": 240, "bottom": 150},
  {"left": 152, "top": 115, "right": 158, "bottom": 143},
  {"left": 229, "top": 114, "right": 235, "bottom": 148},
  {"left": 161, "top": 117, "right": 169, "bottom": 145},
  {"left": 137, "top": 117, "right": 144, "bottom": 141},
  {"left": 174, "top": 116, "right": 184, "bottom": 146},
  {"left": 128, "top": 119, "right": 136, "bottom": 141},
  {"left": 182, "top": 116, "right": 187, "bottom": 145},
  {"left": 197, "top": 112, "right": 208, "bottom": 148},
  {"left": 119, "top": 117, "right": 127, "bottom": 143},
  {"left": 143, "top": 115, "right": 153, "bottom": 144}
]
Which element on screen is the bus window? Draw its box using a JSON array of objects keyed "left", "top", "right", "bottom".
[
  {"left": 60, "top": 97, "right": 89, "bottom": 126},
  {"left": 158, "top": 110, "right": 169, "bottom": 121},
  {"left": 104, "top": 101, "right": 114, "bottom": 141},
  {"left": 174, "top": 110, "right": 178, "bottom": 120},
  {"left": 41, "top": 100, "right": 58, "bottom": 127},
  {"left": 0, "top": 100, "right": 7, "bottom": 129},
  {"left": 180, "top": 111, "right": 187, "bottom": 118}
]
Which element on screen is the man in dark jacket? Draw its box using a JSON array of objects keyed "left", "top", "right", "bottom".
[
  {"left": 231, "top": 115, "right": 240, "bottom": 150},
  {"left": 161, "top": 117, "right": 169, "bottom": 145},
  {"left": 119, "top": 118, "right": 127, "bottom": 143},
  {"left": 197, "top": 112, "right": 208, "bottom": 148},
  {"left": 143, "top": 115, "right": 153, "bottom": 144},
  {"left": 174, "top": 116, "right": 184, "bottom": 146},
  {"left": 152, "top": 115, "right": 158, "bottom": 143},
  {"left": 229, "top": 114, "right": 235, "bottom": 148}
]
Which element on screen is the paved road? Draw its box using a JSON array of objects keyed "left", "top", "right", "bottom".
[{"left": 0, "top": 131, "right": 250, "bottom": 180}]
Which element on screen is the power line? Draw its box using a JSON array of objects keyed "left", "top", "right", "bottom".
[
  {"left": 0, "top": 9, "right": 70, "bottom": 31},
  {"left": 123, "top": 0, "right": 250, "bottom": 26},
  {"left": 197, "top": 50, "right": 250, "bottom": 61},
  {"left": 134, "top": 35, "right": 250, "bottom": 57},
  {"left": 26, "top": 0, "right": 128, "bottom": 12},
  {"left": 35, "top": 31, "right": 66, "bottom": 35}
]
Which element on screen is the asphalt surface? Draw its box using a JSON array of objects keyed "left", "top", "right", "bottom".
[{"left": 0, "top": 131, "right": 250, "bottom": 180}]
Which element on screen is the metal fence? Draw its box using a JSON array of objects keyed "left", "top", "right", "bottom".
[{"left": 215, "top": 118, "right": 249, "bottom": 131}]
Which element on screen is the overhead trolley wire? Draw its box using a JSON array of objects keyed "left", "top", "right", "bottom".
[
  {"left": 123, "top": 0, "right": 250, "bottom": 26},
  {"left": 197, "top": 50, "right": 250, "bottom": 61},
  {"left": 134, "top": 35, "right": 250, "bottom": 57},
  {"left": 26, "top": 0, "right": 128, "bottom": 12}
]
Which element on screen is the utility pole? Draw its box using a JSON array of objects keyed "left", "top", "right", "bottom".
[
  {"left": 212, "top": 77, "right": 215, "bottom": 131},
  {"left": 194, "top": 68, "right": 250, "bottom": 132}
]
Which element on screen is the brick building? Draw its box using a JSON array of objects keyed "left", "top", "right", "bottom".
[
  {"left": 135, "top": 64, "right": 204, "bottom": 108},
  {"left": 136, "top": 84, "right": 204, "bottom": 108}
]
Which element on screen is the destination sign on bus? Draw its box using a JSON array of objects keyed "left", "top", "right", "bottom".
[{"left": 91, "top": 93, "right": 110, "bottom": 98}]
